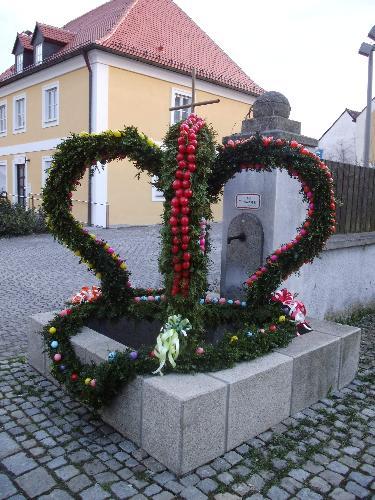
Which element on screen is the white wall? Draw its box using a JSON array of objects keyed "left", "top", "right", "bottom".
[
  {"left": 319, "top": 111, "right": 357, "bottom": 164},
  {"left": 284, "top": 237, "right": 375, "bottom": 319}
]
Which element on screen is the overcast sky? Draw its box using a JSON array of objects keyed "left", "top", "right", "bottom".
[{"left": 1, "top": 0, "right": 374, "bottom": 138}]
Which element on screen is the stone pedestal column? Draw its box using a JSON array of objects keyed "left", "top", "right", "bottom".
[{"left": 220, "top": 91, "right": 318, "bottom": 299}]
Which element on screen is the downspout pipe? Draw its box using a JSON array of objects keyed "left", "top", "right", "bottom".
[{"left": 83, "top": 50, "right": 93, "bottom": 226}]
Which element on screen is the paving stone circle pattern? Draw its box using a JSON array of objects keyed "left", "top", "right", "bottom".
[{"left": 0, "top": 226, "right": 374, "bottom": 499}]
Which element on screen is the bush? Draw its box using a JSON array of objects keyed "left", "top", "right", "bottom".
[{"left": 0, "top": 197, "right": 47, "bottom": 237}]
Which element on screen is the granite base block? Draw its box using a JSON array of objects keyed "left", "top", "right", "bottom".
[
  {"left": 142, "top": 374, "right": 227, "bottom": 474},
  {"left": 307, "top": 318, "right": 361, "bottom": 389},
  {"left": 211, "top": 353, "right": 293, "bottom": 451},
  {"left": 276, "top": 331, "right": 340, "bottom": 414},
  {"left": 28, "top": 312, "right": 360, "bottom": 474}
]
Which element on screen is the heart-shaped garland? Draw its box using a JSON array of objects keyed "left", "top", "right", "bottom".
[{"left": 40, "top": 115, "right": 335, "bottom": 408}]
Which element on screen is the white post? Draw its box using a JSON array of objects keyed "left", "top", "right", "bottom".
[{"left": 89, "top": 51, "right": 109, "bottom": 227}]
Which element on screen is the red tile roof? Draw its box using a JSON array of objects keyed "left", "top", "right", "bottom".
[
  {"left": 12, "top": 32, "right": 33, "bottom": 53},
  {"left": 0, "top": 0, "right": 263, "bottom": 96},
  {"left": 34, "top": 23, "right": 75, "bottom": 45}
]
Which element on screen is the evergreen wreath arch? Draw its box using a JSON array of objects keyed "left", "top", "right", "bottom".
[{"left": 42, "top": 114, "right": 335, "bottom": 408}]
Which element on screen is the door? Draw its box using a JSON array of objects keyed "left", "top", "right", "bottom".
[
  {"left": 0, "top": 164, "right": 6, "bottom": 194},
  {"left": 16, "top": 163, "right": 26, "bottom": 207}
]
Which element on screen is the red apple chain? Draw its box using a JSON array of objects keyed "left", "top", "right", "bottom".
[{"left": 170, "top": 114, "right": 205, "bottom": 296}]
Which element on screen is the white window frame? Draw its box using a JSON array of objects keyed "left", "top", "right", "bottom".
[
  {"left": 35, "top": 43, "right": 43, "bottom": 65},
  {"left": 170, "top": 88, "right": 192, "bottom": 125},
  {"left": 41, "top": 156, "right": 53, "bottom": 188},
  {"left": 16, "top": 53, "right": 23, "bottom": 73},
  {"left": 13, "top": 93, "right": 26, "bottom": 134},
  {"left": 0, "top": 100, "right": 7, "bottom": 137},
  {"left": 0, "top": 160, "right": 7, "bottom": 194},
  {"left": 42, "top": 82, "right": 59, "bottom": 128}
]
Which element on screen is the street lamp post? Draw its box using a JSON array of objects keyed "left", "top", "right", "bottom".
[{"left": 359, "top": 26, "right": 375, "bottom": 168}]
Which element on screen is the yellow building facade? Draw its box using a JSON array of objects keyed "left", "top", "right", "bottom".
[{"left": 0, "top": 50, "right": 255, "bottom": 226}]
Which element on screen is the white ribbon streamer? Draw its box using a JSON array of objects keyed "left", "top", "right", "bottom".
[{"left": 153, "top": 315, "right": 192, "bottom": 375}]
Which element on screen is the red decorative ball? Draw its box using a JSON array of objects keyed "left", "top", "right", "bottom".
[
  {"left": 171, "top": 197, "right": 180, "bottom": 207},
  {"left": 182, "top": 235, "right": 190, "bottom": 243},
  {"left": 169, "top": 216, "right": 178, "bottom": 226},
  {"left": 175, "top": 189, "right": 184, "bottom": 198},
  {"left": 172, "top": 256, "right": 180, "bottom": 264},
  {"left": 188, "top": 133, "right": 196, "bottom": 141},
  {"left": 183, "top": 171, "right": 191, "bottom": 180},
  {"left": 179, "top": 197, "right": 189, "bottom": 206},
  {"left": 182, "top": 180, "right": 191, "bottom": 189},
  {"left": 171, "top": 227, "right": 180, "bottom": 235},
  {"left": 177, "top": 136, "right": 186, "bottom": 145},
  {"left": 182, "top": 270, "right": 190, "bottom": 277},
  {"left": 71, "top": 373, "right": 78, "bottom": 382},
  {"left": 330, "top": 203, "right": 336, "bottom": 210},
  {"left": 178, "top": 160, "right": 187, "bottom": 169},
  {"left": 183, "top": 252, "right": 191, "bottom": 261},
  {"left": 181, "top": 226, "right": 189, "bottom": 235},
  {"left": 290, "top": 140, "right": 298, "bottom": 148},
  {"left": 171, "top": 207, "right": 180, "bottom": 216},
  {"left": 181, "top": 206, "right": 190, "bottom": 215},
  {"left": 182, "top": 261, "right": 190, "bottom": 270},
  {"left": 188, "top": 163, "right": 196, "bottom": 172},
  {"left": 184, "top": 189, "right": 193, "bottom": 198},
  {"left": 181, "top": 244, "right": 188, "bottom": 250},
  {"left": 176, "top": 153, "right": 184, "bottom": 161},
  {"left": 187, "top": 154, "right": 196, "bottom": 163},
  {"left": 175, "top": 170, "right": 184, "bottom": 179},
  {"left": 172, "top": 180, "right": 182, "bottom": 190},
  {"left": 178, "top": 145, "right": 186, "bottom": 153},
  {"left": 172, "top": 236, "right": 181, "bottom": 245},
  {"left": 171, "top": 245, "right": 179, "bottom": 254},
  {"left": 181, "top": 216, "right": 189, "bottom": 226},
  {"left": 269, "top": 324, "right": 277, "bottom": 333},
  {"left": 174, "top": 263, "right": 182, "bottom": 272},
  {"left": 186, "top": 144, "right": 196, "bottom": 154}
]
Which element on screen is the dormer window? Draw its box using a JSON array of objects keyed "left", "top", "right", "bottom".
[
  {"left": 16, "top": 54, "right": 23, "bottom": 73},
  {"left": 35, "top": 43, "right": 42, "bottom": 65}
]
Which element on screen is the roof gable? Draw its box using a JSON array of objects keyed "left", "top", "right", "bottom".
[
  {"left": 319, "top": 109, "right": 358, "bottom": 141},
  {"left": 346, "top": 108, "right": 360, "bottom": 122},
  {"left": 31, "top": 23, "right": 75, "bottom": 46},
  {"left": 12, "top": 32, "right": 33, "bottom": 54}
]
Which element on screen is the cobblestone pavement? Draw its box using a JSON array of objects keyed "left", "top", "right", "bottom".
[
  {"left": 0, "top": 225, "right": 222, "bottom": 360},
  {"left": 1, "top": 229, "right": 374, "bottom": 499}
]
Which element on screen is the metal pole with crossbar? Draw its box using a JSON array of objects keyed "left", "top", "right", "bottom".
[{"left": 169, "top": 69, "right": 220, "bottom": 113}]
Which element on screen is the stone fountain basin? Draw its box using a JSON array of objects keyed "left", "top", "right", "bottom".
[
  {"left": 28, "top": 312, "right": 360, "bottom": 475},
  {"left": 85, "top": 316, "right": 236, "bottom": 350}
]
